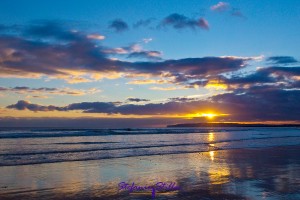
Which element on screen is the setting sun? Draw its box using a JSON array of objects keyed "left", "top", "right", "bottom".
[
  {"left": 201, "top": 113, "right": 217, "bottom": 119},
  {"left": 183, "top": 112, "right": 226, "bottom": 119}
]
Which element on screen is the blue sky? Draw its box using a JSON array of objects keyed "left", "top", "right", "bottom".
[
  {"left": 1, "top": 0, "right": 299, "bottom": 57},
  {"left": 0, "top": 0, "right": 300, "bottom": 127}
]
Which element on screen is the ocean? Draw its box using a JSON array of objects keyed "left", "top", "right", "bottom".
[
  {"left": 1, "top": 127, "right": 300, "bottom": 166},
  {"left": 1, "top": 127, "right": 300, "bottom": 199}
]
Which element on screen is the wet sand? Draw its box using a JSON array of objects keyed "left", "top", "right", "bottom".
[{"left": 1, "top": 145, "right": 300, "bottom": 199}]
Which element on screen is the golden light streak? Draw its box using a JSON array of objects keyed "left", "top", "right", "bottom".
[
  {"left": 208, "top": 132, "right": 215, "bottom": 142},
  {"left": 205, "top": 80, "right": 228, "bottom": 90},
  {"left": 209, "top": 151, "right": 215, "bottom": 161},
  {"left": 184, "top": 112, "right": 229, "bottom": 119}
]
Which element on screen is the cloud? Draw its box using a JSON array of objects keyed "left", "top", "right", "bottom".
[
  {"left": 142, "top": 38, "right": 153, "bottom": 43},
  {"left": 267, "top": 56, "right": 298, "bottom": 64},
  {"left": 6, "top": 100, "right": 201, "bottom": 115},
  {"left": 231, "top": 9, "right": 246, "bottom": 18},
  {"left": 103, "top": 47, "right": 129, "bottom": 54},
  {"left": 129, "top": 57, "right": 249, "bottom": 77},
  {"left": 161, "top": 13, "right": 209, "bottom": 30},
  {"left": 133, "top": 18, "right": 155, "bottom": 28},
  {"left": 7, "top": 100, "right": 64, "bottom": 112},
  {"left": 127, "top": 50, "right": 162, "bottom": 60},
  {"left": 0, "top": 30, "right": 109, "bottom": 81},
  {"left": 210, "top": 3, "right": 246, "bottom": 19},
  {"left": 104, "top": 43, "right": 162, "bottom": 60},
  {"left": 7, "top": 87, "right": 300, "bottom": 121},
  {"left": 223, "top": 70, "right": 275, "bottom": 85},
  {"left": 0, "top": 86, "right": 100, "bottom": 96},
  {"left": 87, "top": 34, "right": 105, "bottom": 40},
  {"left": 198, "top": 18, "right": 209, "bottom": 30},
  {"left": 27, "top": 95, "right": 49, "bottom": 99},
  {"left": 126, "top": 98, "right": 150, "bottom": 102},
  {"left": 168, "top": 97, "right": 200, "bottom": 102},
  {"left": 149, "top": 86, "right": 188, "bottom": 91},
  {"left": 263, "top": 66, "right": 300, "bottom": 76},
  {"left": 108, "top": 19, "right": 129, "bottom": 32},
  {"left": 0, "top": 21, "right": 250, "bottom": 85},
  {"left": 210, "top": 2, "right": 230, "bottom": 12},
  {"left": 25, "top": 21, "right": 80, "bottom": 41},
  {"left": 220, "top": 66, "right": 300, "bottom": 90},
  {"left": 210, "top": 87, "right": 300, "bottom": 121},
  {"left": 127, "top": 79, "right": 168, "bottom": 85}
]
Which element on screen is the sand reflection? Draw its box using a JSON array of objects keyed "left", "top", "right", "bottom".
[{"left": 1, "top": 146, "right": 300, "bottom": 199}]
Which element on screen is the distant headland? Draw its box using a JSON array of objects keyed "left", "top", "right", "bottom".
[{"left": 167, "top": 123, "right": 300, "bottom": 128}]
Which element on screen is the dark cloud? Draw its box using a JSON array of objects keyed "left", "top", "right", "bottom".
[
  {"left": 211, "top": 88, "right": 300, "bottom": 121},
  {"left": 267, "top": 56, "right": 298, "bottom": 64},
  {"left": 231, "top": 9, "right": 246, "bottom": 18},
  {"left": 291, "top": 80, "right": 300, "bottom": 88},
  {"left": 168, "top": 97, "right": 200, "bottom": 102},
  {"left": 217, "top": 65, "right": 300, "bottom": 90},
  {"left": 25, "top": 21, "right": 80, "bottom": 41},
  {"left": 126, "top": 98, "right": 150, "bottom": 102},
  {"left": 0, "top": 86, "right": 56, "bottom": 92},
  {"left": 6, "top": 100, "right": 64, "bottom": 112},
  {"left": 6, "top": 100, "right": 208, "bottom": 115},
  {"left": 66, "top": 102, "right": 116, "bottom": 113},
  {"left": 108, "top": 19, "right": 129, "bottom": 32},
  {"left": 161, "top": 13, "right": 209, "bottom": 30},
  {"left": 0, "top": 22, "right": 249, "bottom": 82},
  {"left": 223, "top": 70, "right": 275, "bottom": 85},
  {"left": 0, "top": 86, "right": 99, "bottom": 96},
  {"left": 7, "top": 87, "right": 300, "bottom": 121},
  {"left": 133, "top": 18, "right": 155, "bottom": 28},
  {"left": 0, "top": 33, "right": 110, "bottom": 79},
  {"left": 263, "top": 66, "right": 300, "bottom": 76},
  {"left": 128, "top": 57, "right": 248, "bottom": 77}
]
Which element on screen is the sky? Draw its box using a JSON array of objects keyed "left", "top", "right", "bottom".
[{"left": 0, "top": 0, "right": 300, "bottom": 128}]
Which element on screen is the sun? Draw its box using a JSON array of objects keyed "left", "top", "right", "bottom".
[
  {"left": 184, "top": 112, "right": 218, "bottom": 119},
  {"left": 183, "top": 112, "right": 229, "bottom": 119},
  {"left": 201, "top": 113, "right": 217, "bottom": 119}
]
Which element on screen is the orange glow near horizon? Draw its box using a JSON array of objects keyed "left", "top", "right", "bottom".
[
  {"left": 202, "top": 113, "right": 217, "bottom": 119},
  {"left": 184, "top": 112, "right": 229, "bottom": 120}
]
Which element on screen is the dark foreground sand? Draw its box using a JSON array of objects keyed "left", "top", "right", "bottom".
[{"left": 1, "top": 145, "right": 300, "bottom": 200}]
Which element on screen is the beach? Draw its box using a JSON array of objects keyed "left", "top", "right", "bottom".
[
  {"left": 0, "top": 128, "right": 300, "bottom": 199},
  {"left": 1, "top": 1, "right": 300, "bottom": 199}
]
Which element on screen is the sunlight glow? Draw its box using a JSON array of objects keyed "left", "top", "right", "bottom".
[
  {"left": 183, "top": 112, "right": 229, "bottom": 119},
  {"left": 209, "top": 151, "right": 215, "bottom": 161},
  {"left": 186, "top": 113, "right": 217, "bottom": 119},
  {"left": 208, "top": 132, "right": 215, "bottom": 142},
  {"left": 202, "top": 113, "right": 217, "bottom": 119},
  {"left": 205, "top": 80, "right": 228, "bottom": 90}
]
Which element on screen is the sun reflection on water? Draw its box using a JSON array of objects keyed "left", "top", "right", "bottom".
[
  {"left": 209, "top": 151, "right": 215, "bottom": 161},
  {"left": 208, "top": 132, "right": 215, "bottom": 142}
]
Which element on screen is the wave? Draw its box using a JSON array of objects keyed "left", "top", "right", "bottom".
[
  {"left": 1, "top": 135, "right": 300, "bottom": 156},
  {"left": 1, "top": 143, "right": 300, "bottom": 167},
  {"left": 0, "top": 128, "right": 257, "bottom": 139},
  {"left": 1, "top": 127, "right": 299, "bottom": 166}
]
